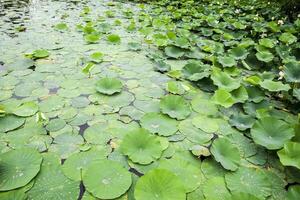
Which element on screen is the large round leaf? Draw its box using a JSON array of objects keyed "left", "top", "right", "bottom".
[
  {"left": 284, "top": 61, "right": 300, "bottom": 83},
  {"left": 218, "top": 56, "right": 236, "bottom": 67},
  {"left": 134, "top": 169, "right": 186, "bottom": 200},
  {"left": 0, "top": 148, "right": 42, "bottom": 191},
  {"left": 95, "top": 77, "right": 123, "bottom": 95},
  {"left": 277, "top": 141, "right": 300, "bottom": 169},
  {"left": 120, "top": 128, "right": 163, "bottom": 164},
  {"left": 13, "top": 101, "right": 38, "bottom": 117},
  {"left": 164, "top": 46, "right": 185, "bottom": 58},
  {"left": 202, "top": 177, "right": 231, "bottom": 200},
  {"left": 140, "top": 112, "right": 178, "bottom": 136},
  {"left": 229, "top": 46, "right": 249, "bottom": 60},
  {"left": 287, "top": 185, "right": 300, "bottom": 200},
  {"left": 192, "top": 115, "right": 219, "bottom": 133},
  {"left": 225, "top": 167, "right": 272, "bottom": 199},
  {"left": 83, "top": 160, "right": 132, "bottom": 199},
  {"left": 210, "top": 137, "right": 241, "bottom": 171},
  {"left": 160, "top": 95, "right": 191, "bottom": 120},
  {"left": 182, "top": 61, "right": 210, "bottom": 81},
  {"left": 255, "top": 51, "right": 274, "bottom": 62},
  {"left": 250, "top": 117, "right": 294, "bottom": 150},
  {"left": 0, "top": 115, "right": 25, "bottom": 132},
  {"left": 259, "top": 80, "right": 290, "bottom": 92},
  {"left": 211, "top": 69, "right": 240, "bottom": 91}
]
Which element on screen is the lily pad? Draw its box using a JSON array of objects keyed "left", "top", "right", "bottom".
[
  {"left": 0, "top": 115, "right": 25, "bottom": 132},
  {"left": 203, "top": 177, "right": 231, "bottom": 200},
  {"left": 260, "top": 80, "right": 290, "bottom": 92},
  {"left": 277, "top": 141, "right": 300, "bottom": 169},
  {"left": 164, "top": 46, "right": 185, "bottom": 58},
  {"left": 0, "top": 148, "right": 42, "bottom": 191},
  {"left": 83, "top": 160, "right": 132, "bottom": 199},
  {"left": 85, "top": 34, "right": 100, "bottom": 43},
  {"left": 140, "top": 112, "right": 178, "bottom": 136},
  {"left": 192, "top": 115, "right": 219, "bottom": 133},
  {"left": 229, "top": 46, "right": 249, "bottom": 60},
  {"left": 212, "top": 89, "right": 235, "bottom": 108},
  {"left": 210, "top": 137, "right": 241, "bottom": 171},
  {"left": 134, "top": 169, "right": 186, "bottom": 200},
  {"left": 90, "top": 52, "right": 104, "bottom": 63},
  {"left": 250, "top": 117, "right": 294, "bottom": 150},
  {"left": 13, "top": 101, "right": 38, "bottom": 117},
  {"left": 26, "top": 49, "right": 49, "bottom": 59},
  {"left": 211, "top": 69, "right": 240, "bottom": 91},
  {"left": 160, "top": 95, "right": 191, "bottom": 120},
  {"left": 182, "top": 61, "right": 210, "bottom": 81},
  {"left": 95, "top": 77, "right": 123, "bottom": 95},
  {"left": 120, "top": 128, "right": 163, "bottom": 164},
  {"left": 107, "top": 34, "right": 121, "bottom": 44},
  {"left": 229, "top": 113, "right": 255, "bottom": 131}
]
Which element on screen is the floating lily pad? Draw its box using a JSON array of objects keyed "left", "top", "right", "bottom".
[
  {"left": 26, "top": 49, "right": 50, "bottom": 59},
  {"left": 85, "top": 34, "right": 100, "bottom": 43},
  {"left": 231, "top": 192, "right": 261, "bottom": 200},
  {"left": 13, "top": 101, "right": 38, "bottom": 117},
  {"left": 95, "top": 77, "right": 123, "bottom": 95},
  {"left": 277, "top": 141, "right": 300, "bottom": 169},
  {"left": 141, "top": 112, "right": 178, "bottom": 136},
  {"left": 229, "top": 113, "right": 255, "bottom": 131},
  {"left": 120, "top": 128, "right": 163, "bottom": 164},
  {"left": 107, "top": 34, "right": 121, "bottom": 44},
  {"left": 210, "top": 137, "right": 241, "bottom": 171},
  {"left": 0, "top": 115, "right": 25, "bottom": 132},
  {"left": 0, "top": 148, "right": 42, "bottom": 191},
  {"left": 203, "top": 177, "right": 231, "bottom": 200},
  {"left": 284, "top": 61, "right": 300, "bottom": 83},
  {"left": 134, "top": 169, "right": 186, "bottom": 200},
  {"left": 164, "top": 46, "right": 185, "bottom": 58},
  {"left": 90, "top": 52, "right": 104, "bottom": 63},
  {"left": 192, "top": 115, "right": 219, "bottom": 133},
  {"left": 160, "top": 95, "right": 191, "bottom": 120},
  {"left": 250, "top": 117, "right": 294, "bottom": 150},
  {"left": 83, "top": 160, "right": 132, "bottom": 199},
  {"left": 54, "top": 23, "right": 68, "bottom": 31}
]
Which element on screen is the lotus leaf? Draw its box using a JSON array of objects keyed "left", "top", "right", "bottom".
[
  {"left": 202, "top": 177, "right": 231, "bottom": 200},
  {"left": 120, "top": 128, "right": 163, "bottom": 164},
  {"left": 85, "top": 34, "right": 100, "bottom": 43},
  {"left": 95, "top": 77, "right": 123, "bottom": 95},
  {"left": 218, "top": 56, "right": 237, "bottom": 67},
  {"left": 279, "top": 32, "right": 297, "bottom": 44},
  {"left": 0, "top": 115, "right": 25, "bottom": 132},
  {"left": 287, "top": 185, "right": 300, "bottom": 200},
  {"left": 231, "top": 192, "right": 261, "bottom": 200},
  {"left": 90, "top": 52, "right": 104, "bottom": 63},
  {"left": 140, "top": 112, "right": 178, "bottom": 136},
  {"left": 83, "top": 160, "right": 132, "bottom": 199},
  {"left": 0, "top": 148, "right": 42, "bottom": 191},
  {"left": 164, "top": 46, "right": 185, "bottom": 58},
  {"left": 134, "top": 169, "right": 186, "bottom": 200},
  {"left": 259, "top": 38, "right": 275, "bottom": 48},
  {"left": 211, "top": 69, "right": 240, "bottom": 91},
  {"left": 212, "top": 89, "right": 235, "bottom": 108},
  {"left": 284, "top": 61, "right": 300, "bottom": 83},
  {"left": 160, "top": 95, "right": 191, "bottom": 120},
  {"left": 166, "top": 81, "right": 185, "bottom": 95},
  {"left": 229, "top": 113, "right": 255, "bottom": 131},
  {"left": 210, "top": 137, "right": 241, "bottom": 171},
  {"left": 260, "top": 80, "right": 290, "bottom": 92},
  {"left": 251, "top": 117, "right": 294, "bottom": 149},
  {"left": 192, "top": 115, "right": 219, "bottom": 133},
  {"left": 229, "top": 46, "right": 249, "bottom": 60},
  {"left": 255, "top": 51, "right": 274, "bottom": 62},
  {"left": 107, "top": 34, "right": 121, "bottom": 44},
  {"left": 26, "top": 49, "right": 49, "bottom": 59},
  {"left": 13, "top": 101, "right": 38, "bottom": 117},
  {"left": 54, "top": 23, "right": 68, "bottom": 31},
  {"left": 182, "top": 61, "right": 210, "bottom": 81},
  {"left": 277, "top": 142, "right": 300, "bottom": 169}
]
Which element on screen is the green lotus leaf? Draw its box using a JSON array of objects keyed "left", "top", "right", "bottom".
[
  {"left": 294, "top": 88, "right": 300, "bottom": 100},
  {"left": 166, "top": 81, "right": 185, "bottom": 95},
  {"left": 244, "top": 75, "right": 262, "bottom": 85},
  {"left": 0, "top": 148, "right": 42, "bottom": 191},
  {"left": 154, "top": 60, "right": 171, "bottom": 72},
  {"left": 277, "top": 142, "right": 300, "bottom": 169},
  {"left": 128, "top": 42, "right": 142, "bottom": 51},
  {"left": 27, "top": 153, "right": 79, "bottom": 200},
  {"left": 287, "top": 185, "right": 300, "bottom": 200},
  {"left": 259, "top": 38, "right": 275, "bottom": 48},
  {"left": 107, "top": 34, "right": 121, "bottom": 44},
  {"left": 210, "top": 137, "right": 241, "bottom": 171},
  {"left": 231, "top": 86, "right": 248, "bottom": 103},
  {"left": 225, "top": 167, "right": 272, "bottom": 199},
  {"left": 85, "top": 34, "right": 100, "bottom": 43},
  {"left": 140, "top": 112, "right": 178, "bottom": 136},
  {"left": 46, "top": 118, "right": 66, "bottom": 132},
  {"left": 134, "top": 169, "right": 186, "bottom": 200},
  {"left": 164, "top": 46, "right": 185, "bottom": 58},
  {"left": 83, "top": 160, "right": 132, "bottom": 199},
  {"left": 218, "top": 56, "right": 237, "bottom": 67},
  {"left": 192, "top": 115, "right": 219, "bottom": 133},
  {"left": 229, "top": 113, "right": 255, "bottom": 131},
  {"left": 284, "top": 61, "right": 300, "bottom": 83},
  {"left": 182, "top": 61, "right": 210, "bottom": 81},
  {"left": 203, "top": 177, "right": 231, "bottom": 200},
  {"left": 259, "top": 80, "right": 290, "bottom": 92},
  {"left": 160, "top": 95, "right": 191, "bottom": 120},
  {"left": 279, "top": 32, "right": 297, "bottom": 44},
  {"left": 231, "top": 192, "right": 261, "bottom": 200},
  {"left": 212, "top": 89, "right": 235, "bottom": 108},
  {"left": 251, "top": 117, "right": 294, "bottom": 150},
  {"left": 13, "top": 101, "right": 38, "bottom": 117},
  {"left": 82, "top": 62, "right": 95, "bottom": 75},
  {"left": 54, "top": 23, "right": 68, "bottom": 31},
  {"left": 95, "top": 77, "right": 123, "bottom": 95},
  {"left": 159, "top": 157, "right": 204, "bottom": 192},
  {"left": 0, "top": 115, "right": 25, "bottom": 132},
  {"left": 211, "top": 69, "right": 240, "bottom": 91},
  {"left": 32, "top": 49, "right": 50, "bottom": 59},
  {"left": 229, "top": 46, "right": 249, "bottom": 60},
  {"left": 120, "top": 128, "right": 163, "bottom": 164},
  {"left": 255, "top": 51, "right": 274, "bottom": 62},
  {"left": 90, "top": 52, "right": 104, "bottom": 63}
]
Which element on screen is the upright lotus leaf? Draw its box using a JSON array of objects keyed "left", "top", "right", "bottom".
[
  {"left": 120, "top": 128, "right": 163, "bottom": 164},
  {"left": 140, "top": 113, "right": 178, "bottom": 136},
  {"left": 250, "top": 117, "right": 294, "bottom": 150},
  {"left": 287, "top": 185, "right": 300, "bottom": 200},
  {"left": 158, "top": 157, "right": 204, "bottom": 192},
  {"left": 225, "top": 167, "right": 272, "bottom": 199},
  {"left": 164, "top": 46, "right": 185, "bottom": 58},
  {"left": 259, "top": 38, "right": 275, "bottom": 48},
  {"left": 231, "top": 86, "right": 248, "bottom": 103},
  {"left": 85, "top": 34, "right": 100, "bottom": 43},
  {"left": 218, "top": 56, "right": 237, "bottom": 67},
  {"left": 279, "top": 32, "right": 297, "bottom": 44},
  {"left": 0, "top": 115, "right": 25, "bottom": 132},
  {"left": 95, "top": 77, "right": 123, "bottom": 95},
  {"left": 0, "top": 148, "right": 42, "bottom": 191},
  {"left": 160, "top": 95, "right": 191, "bottom": 120},
  {"left": 154, "top": 60, "right": 171, "bottom": 72},
  {"left": 211, "top": 69, "right": 240, "bottom": 91},
  {"left": 54, "top": 23, "right": 68, "bottom": 31},
  {"left": 192, "top": 115, "right": 219, "bottom": 133},
  {"left": 82, "top": 62, "right": 95, "bottom": 76},
  {"left": 83, "top": 160, "right": 132, "bottom": 199},
  {"left": 202, "top": 177, "right": 231, "bottom": 200},
  {"left": 255, "top": 51, "right": 274, "bottom": 62},
  {"left": 229, "top": 46, "right": 249, "bottom": 60},
  {"left": 260, "top": 80, "right": 290, "bottom": 92},
  {"left": 25, "top": 49, "right": 49, "bottom": 59},
  {"left": 212, "top": 89, "right": 235, "bottom": 108},
  {"left": 166, "top": 81, "right": 185, "bottom": 95},
  {"left": 210, "top": 137, "right": 241, "bottom": 171},
  {"left": 284, "top": 61, "right": 300, "bottom": 83},
  {"left": 134, "top": 169, "right": 186, "bottom": 200},
  {"left": 107, "top": 34, "right": 121, "bottom": 44},
  {"left": 13, "top": 101, "right": 38, "bottom": 117},
  {"left": 229, "top": 113, "right": 255, "bottom": 131},
  {"left": 277, "top": 142, "right": 300, "bottom": 169},
  {"left": 90, "top": 52, "right": 104, "bottom": 63},
  {"left": 182, "top": 61, "right": 210, "bottom": 81}
]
